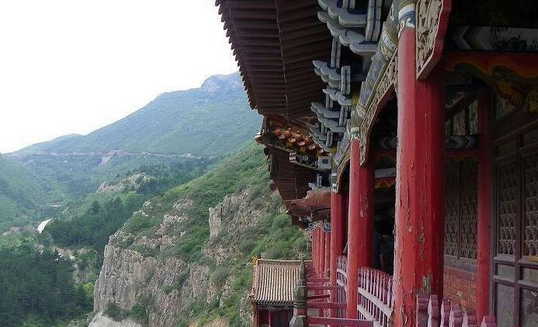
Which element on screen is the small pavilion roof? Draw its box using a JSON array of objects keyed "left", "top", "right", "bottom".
[{"left": 250, "top": 259, "right": 303, "bottom": 307}]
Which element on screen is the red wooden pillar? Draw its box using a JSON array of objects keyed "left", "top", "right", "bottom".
[
  {"left": 330, "top": 191, "right": 346, "bottom": 317},
  {"left": 324, "top": 230, "right": 331, "bottom": 277},
  {"left": 316, "top": 227, "right": 322, "bottom": 277},
  {"left": 393, "top": 26, "right": 446, "bottom": 327},
  {"left": 476, "top": 90, "right": 492, "bottom": 320},
  {"left": 346, "top": 138, "right": 374, "bottom": 319},
  {"left": 315, "top": 227, "right": 321, "bottom": 277},
  {"left": 312, "top": 228, "right": 318, "bottom": 274},
  {"left": 320, "top": 227, "right": 326, "bottom": 278}
]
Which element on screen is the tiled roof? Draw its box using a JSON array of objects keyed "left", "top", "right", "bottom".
[{"left": 250, "top": 259, "right": 302, "bottom": 307}]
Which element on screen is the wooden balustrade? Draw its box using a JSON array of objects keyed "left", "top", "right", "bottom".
[
  {"left": 357, "top": 267, "right": 394, "bottom": 327},
  {"left": 416, "top": 294, "right": 497, "bottom": 327},
  {"left": 337, "top": 255, "right": 348, "bottom": 318}
]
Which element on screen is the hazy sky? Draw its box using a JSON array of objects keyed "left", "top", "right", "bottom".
[{"left": 0, "top": 0, "right": 238, "bottom": 153}]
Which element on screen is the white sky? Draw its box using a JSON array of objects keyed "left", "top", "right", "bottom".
[{"left": 0, "top": 0, "right": 238, "bottom": 153}]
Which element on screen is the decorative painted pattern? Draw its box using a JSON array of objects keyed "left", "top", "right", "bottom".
[{"left": 452, "top": 27, "right": 538, "bottom": 53}]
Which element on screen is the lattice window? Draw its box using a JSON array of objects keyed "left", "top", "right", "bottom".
[
  {"left": 497, "top": 160, "right": 518, "bottom": 256},
  {"left": 445, "top": 160, "right": 460, "bottom": 256},
  {"left": 523, "top": 154, "right": 538, "bottom": 257},
  {"left": 460, "top": 159, "right": 478, "bottom": 259},
  {"left": 444, "top": 158, "right": 478, "bottom": 259}
]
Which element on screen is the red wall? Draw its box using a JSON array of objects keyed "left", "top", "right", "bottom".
[{"left": 443, "top": 266, "right": 477, "bottom": 309}]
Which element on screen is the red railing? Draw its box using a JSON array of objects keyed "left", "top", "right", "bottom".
[
  {"left": 416, "top": 294, "right": 497, "bottom": 327},
  {"left": 357, "top": 267, "right": 394, "bottom": 327},
  {"left": 336, "top": 255, "right": 348, "bottom": 318}
]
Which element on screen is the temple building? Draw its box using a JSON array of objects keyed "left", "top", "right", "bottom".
[
  {"left": 250, "top": 259, "right": 302, "bottom": 327},
  {"left": 215, "top": 0, "right": 538, "bottom": 326}
]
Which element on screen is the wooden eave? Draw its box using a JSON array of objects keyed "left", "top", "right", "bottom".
[
  {"left": 269, "top": 148, "right": 317, "bottom": 203},
  {"left": 217, "top": 0, "right": 332, "bottom": 120},
  {"left": 288, "top": 188, "right": 331, "bottom": 221}
]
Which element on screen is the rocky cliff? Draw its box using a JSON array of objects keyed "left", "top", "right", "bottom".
[
  {"left": 91, "top": 189, "right": 277, "bottom": 327},
  {"left": 88, "top": 144, "right": 309, "bottom": 327}
]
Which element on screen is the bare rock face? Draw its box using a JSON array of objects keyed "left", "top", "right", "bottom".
[
  {"left": 92, "top": 199, "right": 191, "bottom": 327},
  {"left": 97, "top": 173, "right": 151, "bottom": 193},
  {"left": 92, "top": 189, "right": 264, "bottom": 327},
  {"left": 208, "top": 187, "right": 264, "bottom": 241}
]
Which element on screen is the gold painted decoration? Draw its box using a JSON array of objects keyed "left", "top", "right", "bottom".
[
  {"left": 447, "top": 52, "right": 538, "bottom": 114},
  {"left": 525, "top": 87, "right": 538, "bottom": 113},
  {"left": 358, "top": 54, "right": 398, "bottom": 166},
  {"left": 416, "top": 0, "right": 452, "bottom": 79}
]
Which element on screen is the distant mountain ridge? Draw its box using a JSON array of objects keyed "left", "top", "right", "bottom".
[
  {"left": 1, "top": 73, "right": 260, "bottom": 230},
  {"left": 16, "top": 73, "right": 260, "bottom": 156}
]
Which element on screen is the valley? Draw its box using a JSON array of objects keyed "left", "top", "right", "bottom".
[{"left": 0, "top": 73, "right": 305, "bottom": 327}]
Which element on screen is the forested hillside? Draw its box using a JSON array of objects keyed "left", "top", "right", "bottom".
[
  {"left": 0, "top": 155, "right": 218, "bottom": 327},
  {"left": 2, "top": 73, "right": 260, "bottom": 231},
  {"left": 90, "top": 144, "right": 309, "bottom": 327},
  {"left": 0, "top": 242, "right": 93, "bottom": 327},
  {"left": 46, "top": 157, "right": 217, "bottom": 255},
  {"left": 0, "top": 144, "right": 308, "bottom": 327},
  {"left": 0, "top": 155, "right": 61, "bottom": 231}
]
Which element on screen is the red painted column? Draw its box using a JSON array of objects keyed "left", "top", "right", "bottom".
[
  {"left": 316, "top": 227, "right": 321, "bottom": 277},
  {"left": 320, "top": 227, "right": 326, "bottom": 278},
  {"left": 312, "top": 228, "right": 319, "bottom": 274},
  {"left": 346, "top": 138, "right": 374, "bottom": 319},
  {"left": 324, "top": 230, "right": 331, "bottom": 277},
  {"left": 330, "top": 191, "right": 346, "bottom": 317},
  {"left": 476, "top": 90, "right": 492, "bottom": 320},
  {"left": 316, "top": 227, "right": 323, "bottom": 277},
  {"left": 393, "top": 26, "right": 446, "bottom": 327}
]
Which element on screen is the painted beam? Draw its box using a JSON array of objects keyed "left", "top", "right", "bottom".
[
  {"left": 307, "top": 301, "right": 347, "bottom": 309},
  {"left": 308, "top": 285, "right": 346, "bottom": 291},
  {"left": 308, "top": 317, "right": 374, "bottom": 327},
  {"left": 377, "top": 136, "right": 479, "bottom": 150},
  {"left": 308, "top": 294, "right": 331, "bottom": 300}
]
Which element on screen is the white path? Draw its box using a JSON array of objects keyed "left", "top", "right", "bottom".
[{"left": 37, "top": 218, "right": 52, "bottom": 233}]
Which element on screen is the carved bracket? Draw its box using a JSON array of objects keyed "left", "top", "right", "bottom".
[{"left": 416, "top": 0, "right": 452, "bottom": 79}]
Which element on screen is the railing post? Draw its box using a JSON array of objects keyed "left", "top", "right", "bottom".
[{"left": 290, "top": 261, "right": 309, "bottom": 327}]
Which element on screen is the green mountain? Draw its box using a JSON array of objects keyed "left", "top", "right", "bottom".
[
  {"left": 16, "top": 73, "right": 260, "bottom": 156},
  {"left": 2, "top": 73, "right": 261, "bottom": 231}
]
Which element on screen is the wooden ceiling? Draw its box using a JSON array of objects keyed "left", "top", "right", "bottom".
[
  {"left": 216, "top": 0, "right": 332, "bottom": 120},
  {"left": 268, "top": 147, "right": 317, "bottom": 203}
]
